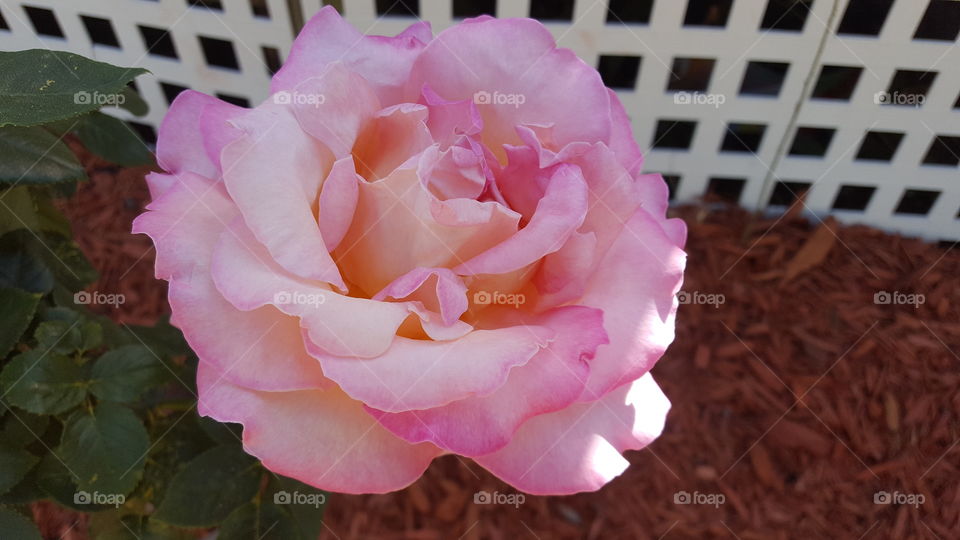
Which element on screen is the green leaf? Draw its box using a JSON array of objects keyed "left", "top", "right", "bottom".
[
  {"left": 0, "top": 188, "right": 72, "bottom": 238},
  {"left": 0, "top": 231, "right": 54, "bottom": 294},
  {"left": 32, "top": 190, "right": 72, "bottom": 238},
  {"left": 41, "top": 117, "right": 83, "bottom": 138},
  {"left": 0, "top": 126, "right": 85, "bottom": 185},
  {"left": 197, "top": 416, "right": 242, "bottom": 446},
  {"left": 0, "top": 505, "right": 41, "bottom": 540},
  {"left": 117, "top": 87, "right": 149, "bottom": 117},
  {"left": 134, "top": 411, "right": 210, "bottom": 507},
  {"left": 0, "top": 287, "right": 40, "bottom": 358},
  {"left": 76, "top": 113, "right": 153, "bottom": 167},
  {"left": 219, "top": 502, "right": 297, "bottom": 540},
  {"left": 0, "top": 411, "right": 50, "bottom": 448},
  {"left": 87, "top": 512, "right": 140, "bottom": 540},
  {"left": 266, "top": 475, "right": 327, "bottom": 540},
  {"left": 0, "top": 465, "right": 46, "bottom": 505},
  {"left": 0, "top": 350, "right": 87, "bottom": 414},
  {"left": 0, "top": 50, "right": 148, "bottom": 127},
  {"left": 153, "top": 445, "right": 261, "bottom": 527},
  {"left": 40, "top": 305, "right": 83, "bottom": 323},
  {"left": 35, "top": 233, "right": 97, "bottom": 292},
  {"left": 90, "top": 513, "right": 192, "bottom": 540},
  {"left": 0, "top": 443, "right": 39, "bottom": 495},
  {"left": 34, "top": 320, "right": 83, "bottom": 354},
  {"left": 0, "top": 187, "right": 38, "bottom": 238},
  {"left": 81, "top": 320, "right": 103, "bottom": 352},
  {"left": 89, "top": 345, "right": 165, "bottom": 403},
  {"left": 58, "top": 402, "right": 149, "bottom": 496},
  {"left": 103, "top": 317, "right": 191, "bottom": 359},
  {"left": 34, "top": 453, "right": 109, "bottom": 511}
]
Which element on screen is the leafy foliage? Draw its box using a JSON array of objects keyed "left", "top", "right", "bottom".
[
  {"left": 0, "top": 49, "right": 147, "bottom": 128},
  {"left": 0, "top": 48, "right": 327, "bottom": 539}
]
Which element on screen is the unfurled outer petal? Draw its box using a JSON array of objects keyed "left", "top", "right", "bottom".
[
  {"left": 272, "top": 6, "right": 431, "bottom": 105},
  {"left": 132, "top": 172, "right": 228, "bottom": 281},
  {"left": 474, "top": 373, "right": 670, "bottom": 495},
  {"left": 606, "top": 89, "right": 643, "bottom": 176},
  {"left": 155, "top": 91, "right": 217, "bottom": 179},
  {"left": 310, "top": 323, "right": 554, "bottom": 413},
  {"left": 368, "top": 305, "right": 607, "bottom": 456},
  {"left": 132, "top": 174, "right": 330, "bottom": 392},
  {"left": 197, "top": 363, "right": 441, "bottom": 494},
  {"left": 578, "top": 209, "right": 686, "bottom": 401}
]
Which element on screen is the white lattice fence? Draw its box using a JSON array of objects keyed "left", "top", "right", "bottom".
[
  {"left": 0, "top": 0, "right": 295, "bottom": 140},
  {"left": 2, "top": 0, "right": 959, "bottom": 242}
]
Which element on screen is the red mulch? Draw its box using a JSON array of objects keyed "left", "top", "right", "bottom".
[{"left": 41, "top": 148, "right": 959, "bottom": 539}]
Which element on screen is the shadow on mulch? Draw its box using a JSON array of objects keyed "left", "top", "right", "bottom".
[{"left": 49, "top": 151, "right": 960, "bottom": 539}]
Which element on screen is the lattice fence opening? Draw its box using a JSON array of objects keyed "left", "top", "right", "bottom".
[{"left": 2, "top": 0, "right": 958, "bottom": 242}]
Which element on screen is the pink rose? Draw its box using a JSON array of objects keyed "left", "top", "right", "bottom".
[{"left": 133, "top": 7, "right": 686, "bottom": 495}]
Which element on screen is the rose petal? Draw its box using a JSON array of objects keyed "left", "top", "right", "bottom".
[
  {"left": 133, "top": 174, "right": 329, "bottom": 391},
  {"left": 290, "top": 65, "right": 381, "bottom": 158},
  {"left": 409, "top": 17, "right": 610, "bottom": 161},
  {"left": 454, "top": 164, "right": 588, "bottom": 276},
  {"left": 307, "top": 323, "right": 554, "bottom": 413},
  {"left": 318, "top": 157, "right": 361, "bottom": 252},
  {"left": 419, "top": 84, "right": 483, "bottom": 147},
  {"left": 199, "top": 97, "right": 246, "bottom": 174},
  {"left": 171, "top": 276, "right": 332, "bottom": 391},
  {"left": 335, "top": 165, "right": 519, "bottom": 296},
  {"left": 578, "top": 210, "right": 687, "bottom": 401},
  {"left": 606, "top": 88, "right": 643, "bottom": 176},
  {"left": 418, "top": 143, "right": 485, "bottom": 200},
  {"left": 473, "top": 373, "right": 670, "bottom": 495},
  {"left": 221, "top": 104, "right": 346, "bottom": 290},
  {"left": 372, "top": 267, "right": 468, "bottom": 326},
  {"left": 533, "top": 230, "right": 598, "bottom": 309},
  {"left": 272, "top": 6, "right": 431, "bottom": 105},
  {"left": 352, "top": 103, "right": 433, "bottom": 180},
  {"left": 131, "top": 172, "right": 230, "bottom": 281},
  {"left": 210, "top": 218, "right": 420, "bottom": 359},
  {"left": 143, "top": 172, "right": 177, "bottom": 201},
  {"left": 197, "top": 363, "right": 441, "bottom": 494},
  {"left": 156, "top": 91, "right": 224, "bottom": 178},
  {"left": 369, "top": 305, "right": 607, "bottom": 456}
]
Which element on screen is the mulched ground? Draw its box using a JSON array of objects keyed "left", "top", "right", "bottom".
[{"left": 44, "top": 148, "right": 959, "bottom": 539}]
